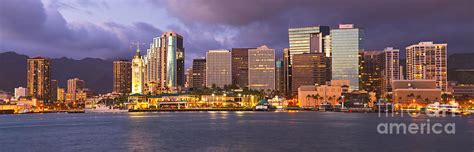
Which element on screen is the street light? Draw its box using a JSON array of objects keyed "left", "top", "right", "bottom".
[{"left": 341, "top": 95, "right": 345, "bottom": 109}]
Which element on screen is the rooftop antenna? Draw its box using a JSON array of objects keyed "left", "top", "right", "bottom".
[{"left": 131, "top": 41, "right": 145, "bottom": 52}]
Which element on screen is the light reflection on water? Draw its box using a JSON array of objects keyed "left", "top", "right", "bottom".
[{"left": 0, "top": 112, "right": 472, "bottom": 151}]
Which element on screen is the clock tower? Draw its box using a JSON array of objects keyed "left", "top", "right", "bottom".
[{"left": 131, "top": 46, "right": 144, "bottom": 95}]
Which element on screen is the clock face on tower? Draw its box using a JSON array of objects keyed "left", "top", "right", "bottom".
[{"left": 135, "top": 68, "right": 139, "bottom": 73}]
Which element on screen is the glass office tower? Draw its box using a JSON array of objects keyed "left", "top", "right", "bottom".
[{"left": 331, "top": 24, "right": 363, "bottom": 90}]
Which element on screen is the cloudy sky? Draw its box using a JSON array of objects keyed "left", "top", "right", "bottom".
[{"left": 1, "top": 0, "right": 473, "bottom": 67}]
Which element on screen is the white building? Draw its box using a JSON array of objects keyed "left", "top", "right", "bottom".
[
  {"left": 206, "top": 50, "right": 232, "bottom": 88},
  {"left": 14, "top": 87, "right": 28, "bottom": 99},
  {"left": 383, "top": 47, "right": 400, "bottom": 94}
]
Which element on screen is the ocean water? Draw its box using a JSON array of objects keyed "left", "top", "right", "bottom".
[{"left": 0, "top": 112, "right": 473, "bottom": 152}]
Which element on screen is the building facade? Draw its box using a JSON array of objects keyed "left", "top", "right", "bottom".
[
  {"left": 143, "top": 32, "right": 185, "bottom": 91},
  {"left": 406, "top": 42, "right": 447, "bottom": 91},
  {"left": 50, "top": 80, "right": 58, "bottom": 101},
  {"left": 57, "top": 88, "right": 65, "bottom": 102},
  {"left": 192, "top": 58, "right": 206, "bottom": 89},
  {"left": 392, "top": 80, "right": 442, "bottom": 107},
  {"left": 185, "top": 67, "right": 193, "bottom": 88},
  {"left": 331, "top": 24, "right": 363, "bottom": 91},
  {"left": 288, "top": 26, "right": 330, "bottom": 62},
  {"left": 298, "top": 80, "right": 349, "bottom": 107},
  {"left": 113, "top": 60, "right": 132, "bottom": 94},
  {"left": 231, "top": 48, "right": 254, "bottom": 87},
  {"left": 66, "top": 78, "right": 85, "bottom": 102},
  {"left": 248, "top": 45, "right": 276, "bottom": 91},
  {"left": 275, "top": 60, "right": 285, "bottom": 94},
  {"left": 27, "top": 57, "right": 51, "bottom": 101},
  {"left": 206, "top": 50, "right": 232, "bottom": 88},
  {"left": 14, "top": 87, "right": 28, "bottom": 99},
  {"left": 291, "top": 53, "right": 329, "bottom": 95},
  {"left": 360, "top": 51, "right": 384, "bottom": 97},
  {"left": 131, "top": 48, "right": 144, "bottom": 95},
  {"left": 283, "top": 48, "right": 291, "bottom": 96},
  {"left": 382, "top": 47, "right": 401, "bottom": 95}
]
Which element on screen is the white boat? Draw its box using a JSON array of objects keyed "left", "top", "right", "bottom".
[
  {"left": 85, "top": 104, "right": 128, "bottom": 113},
  {"left": 426, "top": 102, "right": 440, "bottom": 114},
  {"left": 426, "top": 102, "right": 461, "bottom": 115},
  {"left": 439, "top": 103, "right": 461, "bottom": 114},
  {"left": 255, "top": 105, "right": 269, "bottom": 111}
]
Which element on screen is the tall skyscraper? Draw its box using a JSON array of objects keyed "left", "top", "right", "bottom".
[
  {"left": 113, "top": 60, "right": 132, "bottom": 94},
  {"left": 131, "top": 47, "right": 144, "bottom": 95},
  {"left": 383, "top": 47, "right": 400, "bottom": 94},
  {"left": 231, "top": 48, "right": 254, "bottom": 87},
  {"left": 288, "top": 26, "right": 330, "bottom": 96},
  {"left": 248, "top": 45, "right": 276, "bottom": 91},
  {"left": 144, "top": 32, "right": 185, "bottom": 91},
  {"left": 275, "top": 60, "right": 285, "bottom": 94},
  {"left": 406, "top": 42, "right": 447, "bottom": 91},
  {"left": 331, "top": 24, "right": 364, "bottom": 90},
  {"left": 192, "top": 58, "right": 206, "bottom": 89},
  {"left": 66, "top": 78, "right": 85, "bottom": 102},
  {"left": 206, "top": 50, "right": 232, "bottom": 88},
  {"left": 291, "top": 53, "right": 329, "bottom": 95},
  {"left": 288, "top": 26, "right": 330, "bottom": 60},
  {"left": 283, "top": 48, "right": 290, "bottom": 95},
  {"left": 51, "top": 79, "right": 58, "bottom": 101},
  {"left": 360, "top": 51, "right": 384, "bottom": 97},
  {"left": 27, "top": 57, "right": 51, "bottom": 101}
]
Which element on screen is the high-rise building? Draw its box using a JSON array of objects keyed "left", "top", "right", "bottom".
[
  {"left": 192, "top": 58, "right": 206, "bottom": 89},
  {"left": 283, "top": 48, "right": 291, "bottom": 95},
  {"left": 331, "top": 24, "right": 363, "bottom": 90},
  {"left": 143, "top": 32, "right": 185, "bottom": 91},
  {"left": 14, "top": 87, "right": 28, "bottom": 99},
  {"left": 113, "top": 60, "right": 132, "bottom": 94},
  {"left": 27, "top": 57, "right": 51, "bottom": 101},
  {"left": 288, "top": 26, "right": 330, "bottom": 62},
  {"left": 248, "top": 45, "right": 275, "bottom": 91},
  {"left": 185, "top": 67, "right": 193, "bottom": 88},
  {"left": 231, "top": 48, "right": 254, "bottom": 87},
  {"left": 51, "top": 79, "right": 58, "bottom": 101},
  {"left": 131, "top": 47, "right": 145, "bottom": 95},
  {"left": 406, "top": 41, "right": 447, "bottom": 91},
  {"left": 206, "top": 50, "right": 232, "bottom": 88},
  {"left": 383, "top": 47, "right": 400, "bottom": 94},
  {"left": 57, "top": 88, "right": 65, "bottom": 102},
  {"left": 360, "top": 51, "right": 384, "bottom": 97},
  {"left": 275, "top": 60, "right": 285, "bottom": 94},
  {"left": 291, "top": 53, "right": 329, "bottom": 95},
  {"left": 287, "top": 26, "right": 330, "bottom": 97},
  {"left": 66, "top": 78, "right": 85, "bottom": 102}
]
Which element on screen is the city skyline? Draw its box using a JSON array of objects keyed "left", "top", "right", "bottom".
[{"left": 0, "top": 0, "right": 472, "bottom": 69}]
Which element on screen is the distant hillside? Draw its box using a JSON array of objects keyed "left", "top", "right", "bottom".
[
  {"left": 448, "top": 53, "right": 474, "bottom": 69},
  {"left": 448, "top": 53, "right": 474, "bottom": 84},
  {"left": 0, "top": 52, "right": 29, "bottom": 92},
  {"left": 0, "top": 52, "right": 114, "bottom": 93}
]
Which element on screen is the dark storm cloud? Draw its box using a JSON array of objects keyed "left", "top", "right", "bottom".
[
  {"left": 0, "top": 0, "right": 163, "bottom": 59},
  {"left": 165, "top": 0, "right": 474, "bottom": 56}
]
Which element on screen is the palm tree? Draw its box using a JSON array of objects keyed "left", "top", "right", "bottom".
[
  {"left": 424, "top": 98, "right": 430, "bottom": 103},
  {"left": 306, "top": 94, "right": 311, "bottom": 106},
  {"left": 441, "top": 93, "right": 450, "bottom": 103}
]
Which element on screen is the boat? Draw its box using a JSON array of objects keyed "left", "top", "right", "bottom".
[
  {"left": 255, "top": 105, "right": 269, "bottom": 111},
  {"left": 439, "top": 103, "right": 461, "bottom": 115},
  {"left": 426, "top": 102, "right": 462, "bottom": 115},
  {"left": 426, "top": 102, "right": 440, "bottom": 114},
  {"left": 85, "top": 104, "right": 128, "bottom": 113}
]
